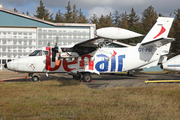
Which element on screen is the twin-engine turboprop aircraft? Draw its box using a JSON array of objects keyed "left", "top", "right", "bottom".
[{"left": 4, "top": 17, "right": 174, "bottom": 82}]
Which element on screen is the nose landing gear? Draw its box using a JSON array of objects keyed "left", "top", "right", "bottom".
[{"left": 28, "top": 73, "right": 40, "bottom": 82}]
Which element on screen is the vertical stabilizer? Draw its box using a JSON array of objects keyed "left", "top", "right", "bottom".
[{"left": 141, "top": 17, "right": 174, "bottom": 44}]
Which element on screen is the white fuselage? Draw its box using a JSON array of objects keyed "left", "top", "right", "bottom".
[{"left": 6, "top": 44, "right": 161, "bottom": 74}]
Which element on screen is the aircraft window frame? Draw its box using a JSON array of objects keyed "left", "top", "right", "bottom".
[
  {"left": 42, "top": 50, "right": 49, "bottom": 56},
  {"left": 29, "top": 50, "right": 42, "bottom": 56}
]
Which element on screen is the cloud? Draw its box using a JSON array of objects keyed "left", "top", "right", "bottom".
[
  {"left": 87, "top": 7, "right": 114, "bottom": 18},
  {"left": 1, "top": 0, "right": 180, "bottom": 18}
]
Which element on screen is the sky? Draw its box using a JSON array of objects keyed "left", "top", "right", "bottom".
[{"left": 0, "top": 0, "right": 179, "bottom": 19}]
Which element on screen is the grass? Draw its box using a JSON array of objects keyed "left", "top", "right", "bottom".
[{"left": 0, "top": 80, "right": 180, "bottom": 120}]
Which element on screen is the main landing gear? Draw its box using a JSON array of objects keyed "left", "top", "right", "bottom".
[
  {"left": 73, "top": 72, "right": 92, "bottom": 82},
  {"left": 28, "top": 73, "right": 40, "bottom": 82}
]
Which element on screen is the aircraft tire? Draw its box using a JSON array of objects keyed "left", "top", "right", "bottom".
[
  {"left": 82, "top": 73, "right": 92, "bottom": 82},
  {"left": 32, "top": 75, "right": 39, "bottom": 82}
]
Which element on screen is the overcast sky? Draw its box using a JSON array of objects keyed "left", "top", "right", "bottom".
[{"left": 0, "top": 0, "right": 179, "bottom": 18}]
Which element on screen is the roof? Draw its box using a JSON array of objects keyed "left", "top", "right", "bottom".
[{"left": 0, "top": 8, "right": 95, "bottom": 28}]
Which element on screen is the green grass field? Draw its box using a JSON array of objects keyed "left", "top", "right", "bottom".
[{"left": 0, "top": 80, "right": 180, "bottom": 120}]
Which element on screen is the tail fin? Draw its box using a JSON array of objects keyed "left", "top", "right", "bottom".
[{"left": 141, "top": 17, "right": 174, "bottom": 44}]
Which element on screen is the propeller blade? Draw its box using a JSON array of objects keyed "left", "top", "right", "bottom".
[{"left": 51, "top": 46, "right": 58, "bottom": 62}]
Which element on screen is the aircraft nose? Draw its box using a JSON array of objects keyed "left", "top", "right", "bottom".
[{"left": 4, "top": 63, "right": 7, "bottom": 68}]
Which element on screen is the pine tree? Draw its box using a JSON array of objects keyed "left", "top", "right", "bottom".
[
  {"left": 171, "top": 9, "right": 180, "bottom": 56},
  {"left": 98, "top": 15, "right": 106, "bottom": 28},
  {"left": 120, "top": 11, "right": 129, "bottom": 29},
  {"left": 77, "top": 9, "right": 88, "bottom": 23},
  {"left": 141, "top": 6, "right": 157, "bottom": 32},
  {"left": 55, "top": 9, "right": 64, "bottom": 23},
  {"left": 34, "top": 0, "right": 53, "bottom": 21},
  {"left": 105, "top": 13, "right": 114, "bottom": 27},
  {"left": 128, "top": 7, "right": 140, "bottom": 29},
  {"left": 64, "top": 1, "right": 72, "bottom": 23},
  {"left": 72, "top": 4, "right": 78, "bottom": 23},
  {"left": 90, "top": 14, "right": 99, "bottom": 29},
  {"left": 113, "top": 10, "right": 121, "bottom": 27},
  {"left": 174, "top": 9, "right": 180, "bottom": 21}
]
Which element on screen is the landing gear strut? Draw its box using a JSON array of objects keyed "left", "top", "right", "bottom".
[{"left": 73, "top": 75, "right": 81, "bottom": 80}]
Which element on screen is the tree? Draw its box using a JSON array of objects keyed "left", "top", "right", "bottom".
[
  {"left": 90, "top": 14, "right": 99, "bottom": 29},
  {"left": 26, "top": 11, "right": 30, "bottom": 16},
  {"left": 120, "top": 11, "right": 129, "bottom": 29},
  {"left": 34, "top": 0, "right": 53, "bottom": 21},
  {"left": 98, "top": 15, "right": 106, "bottom": 28},
  {"left": 14, "top": 8, "right": 18, "bottom": 12},
  {"left": 64, "top": 1, "right": 72, "bottom": 23},
  {"left": 55, "top": 9, "right": 64, "bottom": 23},
  {"left": 72, "top": 4, "right": 78, "bottom": 23},
  {"left": 141, "top": 6, "right": 157, "bottom": 32},
  {"left": 170, "top": 9, "right": 180, "bottom": 56},
  {"left": 128, "top": 7, "right": 140, "bottom": 29},
  {"left": 105, "top": 13, "right": 114, "bottom": 27},
  {"left": 113, "top": 10, "right": 121, "bottom": 27},
  {"left": 77, "top": 9, "right": 88, "bottom": 23},
  {"left": 174, "top": 9, "right": 180, "bottom": 21}
]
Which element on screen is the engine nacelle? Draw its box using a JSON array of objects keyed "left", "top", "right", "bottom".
[
  {"left": 161, "top": 55, "right": 180, "bottom": 72},
  {"left": 95, "top": 27, "right": 143, "bottom": 39}
]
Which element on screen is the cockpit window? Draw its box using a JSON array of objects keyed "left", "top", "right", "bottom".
[
  {"left": 42, "top": 51, "right": 49, "bottom": 55},
  {"left": 29, "top": 50, "right": 49, "bottom": 56},
  {"left": 29, "top": 50, "right": 42, "bottom": 56}
]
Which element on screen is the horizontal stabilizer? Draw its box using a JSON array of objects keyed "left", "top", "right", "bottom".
[{"left": 141, "top": 37, "right": 175, "bottom": 47}]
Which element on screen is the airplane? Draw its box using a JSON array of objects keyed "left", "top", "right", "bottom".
[
  {"left": 4, "top": 17, "right": 175, "bottom": 82},
  {"left": 161, "top": 54, "right": 180, "bottom": 72}
]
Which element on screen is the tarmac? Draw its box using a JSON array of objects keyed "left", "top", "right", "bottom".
[{"left": 1, "top": 71, "right": 180, "bottom": 89}]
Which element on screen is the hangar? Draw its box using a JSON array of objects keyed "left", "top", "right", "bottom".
[{"left": 0, "top": 6, "right": 95, "bottom": 70}]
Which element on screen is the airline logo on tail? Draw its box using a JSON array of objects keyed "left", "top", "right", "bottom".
[{"left": 153, "top": 26, "right": 166, "bottom": 39}]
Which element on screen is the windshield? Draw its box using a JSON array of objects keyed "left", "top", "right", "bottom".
[
  {"left": 29, "top": 50, "right": 49, "bottom": 56},
  {"left": 29, "top": 50, "right": 42, "bottom": 56}
]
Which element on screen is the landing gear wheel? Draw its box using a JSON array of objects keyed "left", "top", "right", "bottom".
[
  {"left": 73, "top": 75, "right": 81, "bottom": 80},
  {"left": 32, "top": 75, "right": 39, "bottom": 82},
  {"left": 127, "top": 70, "right": 133, "bottom": 76},
  {"left": 83, "top": 73, "right": 92, "bottom": 82}
]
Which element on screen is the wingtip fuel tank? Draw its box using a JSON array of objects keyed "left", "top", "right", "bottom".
[{"left": 95, "top": 27, "right": 144, "bottom": 39}]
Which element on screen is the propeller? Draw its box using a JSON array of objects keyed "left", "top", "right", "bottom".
[{"left": 51, "top": 36, "right": 59, "bottom": 62}]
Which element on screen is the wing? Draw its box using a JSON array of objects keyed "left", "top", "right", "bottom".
[
  {"left": 73, "top": 37, "right": 104, "bottom": 48},
  {"left": 72, "top": 37, "right": 111, "bottom": 56},
  {"left": 52, "top": 37, "right": 111, "bottom": 61}
]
